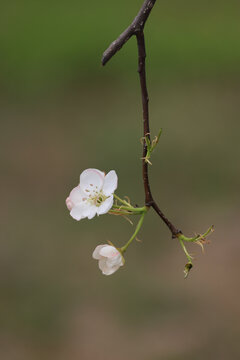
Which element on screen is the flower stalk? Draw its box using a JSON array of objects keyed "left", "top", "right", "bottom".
[
  {"left": 121, "top": 212, "right": 146, "bottom": 253},
  {"left": 110, "top": 193, "right": 148, "bottom": 216}
]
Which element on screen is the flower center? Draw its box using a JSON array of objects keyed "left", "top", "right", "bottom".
[{"left": 88, "top": 190, "right": 108, "bottom": 207}]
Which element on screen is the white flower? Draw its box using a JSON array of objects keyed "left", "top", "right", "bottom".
[
  {"left": 92, "top": 244, "right": 124, "bottom": 275},
  {"left": 66, "top": 168, "right": 118, "bottom": 221}
]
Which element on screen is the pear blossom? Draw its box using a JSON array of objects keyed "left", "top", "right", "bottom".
[
  {"left": 92, "top": 244, "right": 124, "bottom": 275},
  {"left": 66, "top": 168, "right": 118, "bottom": 221}
]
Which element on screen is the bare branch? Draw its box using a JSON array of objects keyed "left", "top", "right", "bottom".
[
  {"left": 136, "top": 30, "right": 152, "bottom": 205},
  {"left": 136, "top": 30, "right": 181, "bottom": 238},
  {"left": 102, "top": 0, "right": 156, "bottom": 66}
]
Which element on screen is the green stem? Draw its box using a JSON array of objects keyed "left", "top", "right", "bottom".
[
  {"left": 121, "top": 212, "right": 146, "bottom": 253},
  {"left": 112, "top": 204, "right": 147, "bottom": 213},
  {"left": 112, "top": 194, "right": 148, "bottom": 215},
  {"left": 114, "top": 194, "right": 131, "bottom": 207},
  {"left": 179, "top": 239, "right": 193, "bottom": 264},
  {"left": 177, "top": 225, "right": 213, "bottom": 242},
  {"left": 109, "top": 210, "right": 137, "bottom": 216}
]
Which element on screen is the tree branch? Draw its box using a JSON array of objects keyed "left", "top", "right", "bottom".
[
  {"left": 102, "top": 0, "right": 156, "bottom": 66},
  {"left": 102, "top": 0, "right": 181, "bottom": 238},
  {"left": 136, "top": 31, "right": 152, "bottom": 206}
]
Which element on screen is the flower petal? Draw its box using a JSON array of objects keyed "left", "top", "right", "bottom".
[
  {"left": 92, "top": 169, "right": 105, "bottom": 178},
  {"left": 98, "top": 258, "right": 108, "bottom": 272},
  {"left": 68, "top": 186, "right": 86, "bottom": 206},
  {"left": 106, "top": 254, "right": 123, "bottom": 267},
  {"left": 99, "top": 245, "right": 119, "bottom": 258},
  {"left": 80, "top": 169, "right": 104, "bottom": 195},
  {"left": 102, "top": 170, "right": 118, "bottom": 196},
  {"left": 102, "top": 264, "right": 121, "bottom": 276},
  {"left": 87, "top": 205, "right": 97, "bottom": 219},
  {"left": 97, "top": 195, "right": 113, "bottom": 215},
  {"left": 70, "top": 203, "right": 90, "bottom": 221},
  {"left": 66, "top": 197, "right": 74, "bottom": 211},
  {"left": 92, "top": 245, "right": 106, "bottom": 260}
]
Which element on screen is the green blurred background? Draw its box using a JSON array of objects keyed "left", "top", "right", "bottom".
[{"left": 1, "top": 0, "right": 240, "bottom": 359}]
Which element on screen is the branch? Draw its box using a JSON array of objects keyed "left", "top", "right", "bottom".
[
  {"left": 136, "top": 31, "right": 152, "bottom": 205},
  {"left": 136, "top": 30, "right": 180, "bottom": 237},
  {"left": 102, "top": 0, "right": 156, "bottom": 66},
  {"left": 102, "top": 0, "right": 181, "bottom": 238}
]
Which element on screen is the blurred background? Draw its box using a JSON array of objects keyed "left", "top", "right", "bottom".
[{"left": 0, "top": 0, "right": 240, "bottom": 359}]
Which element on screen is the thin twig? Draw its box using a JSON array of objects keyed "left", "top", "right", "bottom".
[
  {"left": 102, "top": 0, "right": 181, "bottom": 238},
  {"left": 136, "top": 30, "right": 152, "bottom": 205},
  {"left": 102, "top": 0, "right": 156, "bottom": 66}
]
